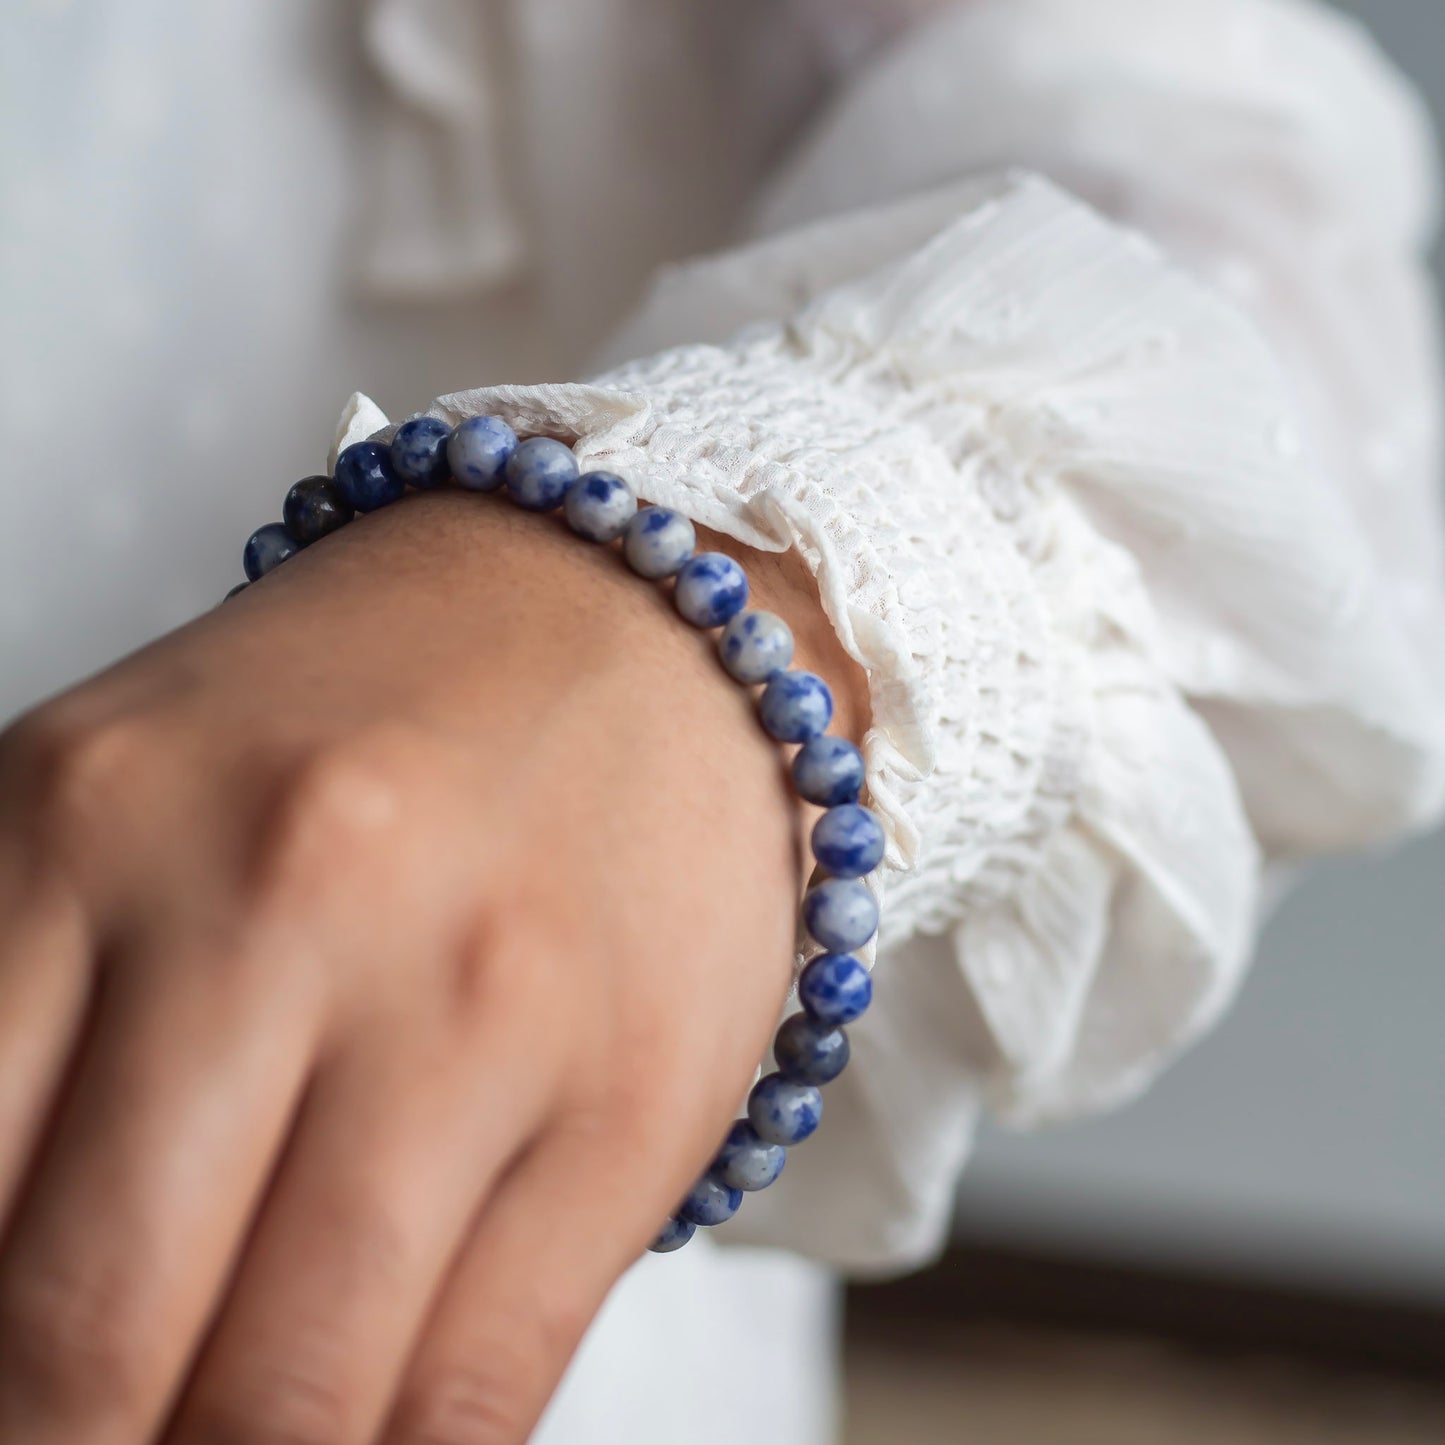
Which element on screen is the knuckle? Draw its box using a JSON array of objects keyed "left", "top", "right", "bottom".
[
  {"left": 256, "top": 731, "right": 423, "bottom": 884},
  {"left": 437, "top": 911, "right": 592, "bottom": 1071},
  {"left": 0, "top": 709, "right": 149, "bottom": 849},
  {"left": 325, "top": 1188, "right": 419, "bottom": 1302},
  {"left": 183, "top": 1361, "right": 357, "bottom": 1445},
  {"left": 389, "top": 1358, "right": 540, "bottom": 1445},
  {"left": 443, "top": 914, "right": 538, "bottom": 1026},
  {"left": 391, "top": 1295, "right": 590, "bottom": 1445},
  {"left": 0, "top": 1261, "right": 158, "bottom": 1419}
]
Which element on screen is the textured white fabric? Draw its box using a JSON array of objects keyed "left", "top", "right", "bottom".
[
  {"left": 340, "top": 147, "right": 1445, "bottom": 1262},
  {"left": 5, "top": 0, "right": 1444, "bottom": 1411},
  {"left": 753, "top": 0, "right": 1445, "bottom": 854},
  {"left": 535, "top": 1243, "right": 839, "bottom": 1445},
  {"left": 352, "top": 0, "right": 946, "bottom": 305}
]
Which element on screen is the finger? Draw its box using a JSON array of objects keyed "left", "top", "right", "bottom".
[
  {"left": 166, "top": 1017, "right": 555, "bottom": 1445},
  {"left": 0, "top": 933, "right": 322, "bottom": 1444},
  {"left": 0, "top": 851, "right": 91, "bottom": 1216},
  {"left": 381, "top": 1115, "right": 688, "bottom": 1445}
]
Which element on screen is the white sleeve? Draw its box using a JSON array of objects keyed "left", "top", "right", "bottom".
[{"left": 337, "top": 0, "right": 1445, "bottom": 1271}]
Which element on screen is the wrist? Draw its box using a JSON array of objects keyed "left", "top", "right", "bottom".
[{"left": 233, "top": 484, "right": 867, "bottom": 755}]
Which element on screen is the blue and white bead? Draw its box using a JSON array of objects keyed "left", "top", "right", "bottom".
[
  {"left": 674, "top": 553, "right": 749, "bottom": 629},
  {"left": 758, "top": 670, "right": 834, "bottom": 743},
  {"left": 564, "top": 470, "right": 637, "bottom": 542},
  {"left": 791, "top": 736, "right": 865, "bottom": 807},
  {"left": 719, "top": 610, "right": 794, "bottom": 685},
  {"left": 623, "top": 507, "right": 696, "bottom": 579},
  {"left": 712, "top": 1121, "right": 786, "bottom": 1192},
  {"left": 802, "top": 878, "right": 879, "bottom": 952},
  {"left": 243, "top": 522, "right": 298, "bottom": 580},
  {"left": 747, "top": 1073, "right": 822, "bottom": 1147},
  {"left": 505, "top": 436, "right": 580, "bottom": 511},
  {"left": 335, "top": 441, "right": 404, "bottom": 512},
  {"left": 389, "top": 416, "right": 452, "bottom": 488},
  {"left": 679, "top": 1176, "right": 743, "bottom": 1227},
  {"left": 774, "top": 1013, "right": 851, "bottom": 1086},
  {"left": 448, "top": 415, "right": 517, "bottom": 491},
  {"left": 647, "top": 1217, "right": 696, "bottom": 1254},
  {"left": 798, "top": 952, "right": 872, "bottom": 1027},
  {"left": 811, "top": 803, "right": 885, "bottom": 878}
]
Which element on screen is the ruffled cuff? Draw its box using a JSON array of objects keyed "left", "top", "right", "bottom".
[{"left": 335, "top": 173, "right": 1445, "bottom": 1267}]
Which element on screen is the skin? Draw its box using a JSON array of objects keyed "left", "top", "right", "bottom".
[{"left": 0, "top": 490, "right": 866, "bottom": 1445}]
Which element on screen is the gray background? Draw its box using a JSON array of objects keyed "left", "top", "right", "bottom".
[{"left": 957, "top": 0, "right": 1445, "bottom": 1305}]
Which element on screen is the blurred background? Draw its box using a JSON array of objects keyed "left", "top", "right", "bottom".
[
  {"left": 847, "top": 5, "right": 1445, "bottom": 1437},
  {"left": 2, "top": 1, "right": 1442, "bottom": 1440}
]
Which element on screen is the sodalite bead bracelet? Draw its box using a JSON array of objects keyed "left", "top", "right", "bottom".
[{"left": 233, "top": 413, "right": 883, "bottom": 1254}]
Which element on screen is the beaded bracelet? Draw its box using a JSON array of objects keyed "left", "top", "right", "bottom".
[{"left": 233, "top": 414, "right": 883, "bottom": 1254}]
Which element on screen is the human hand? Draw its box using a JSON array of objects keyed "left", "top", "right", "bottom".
[{"left": 0, "top": 489, "right": 864, "bottom": 1444}]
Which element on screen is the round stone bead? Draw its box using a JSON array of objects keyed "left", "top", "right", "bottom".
[
  {"left": 224, "top": 582, "right": 249, "bottom": 601},
  {"left": 798, "top": 952, "right": 873, "bottom": 1026},
  {"left": 448, "top": 415, "right": 517, "bottom": 491},
  {"left": 802, "top": 878, "right": 878, "bottom": 952},
  {"left": 712, "top": 1121, "right": 786, "bottom": 1192},
  {"left": 811, "top": 803, "right": 885, "bottom": 878},
  {"left": 774, "top": 1014, "right": 850, "bottom": 1086},
  {"left": 623, "top": 507, "right": 696, "bottom": 579},
  {"left": 674, "top": 553, "right": 749, "bottom": 629},
  {"left": 564, "top": 470, "right": 636, "bottom": 542},
  {"left": 791, "top": 736, "right": 865, "bottom": 807},
  {"left": 758, "top": 671, "right": 834, "bottom": 743},
  {"left": 243, "top": 522, "right": 298, "bottom": 581},
  {"left": 748, "top": 1072, "right": 823, "bottom": 1147},
  {"left": 678, "top": 1176, "right": 743, "bottom": 1227},
  {"left": 647, "top": 1217, "right": 696, "bottom": 1254},
  {"left": 718, "top": 609, "right": 794, "bottom": 685},
  {"left": 334, "top": 441, "right": 404, "bottom": 512},
  {"left": 504, "top": 436, "right": 579, "bottom": 511},
  {"left": 389, "top": 416, "right": 452, "bottom": 488},
  {"left": 283, "top": 475, "right": 354, "bottom": 547}
]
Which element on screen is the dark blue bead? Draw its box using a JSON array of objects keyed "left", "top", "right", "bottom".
[
  {"left": 678, "top": 1176, "right": 743, "bottom": 1227},
  {"left": 791, "top": 736, "right": 866, "bottom": 807},
  {"left": 747, "top": 1072, "right": 823, "bottom": 1147},
  {"left": 798, "top": 953, "right": 873, "bottom": 1026},
  {"left": 283, "top": 475, "right": 354, "bottom": 546},
  {"left": 334, "top": 441, "right": 404, "bottom": 512},
  {"left": 224, "top": 581, "right": 249, "bottom": 602},
  {"left": 243, "top": 522, "right": 298, "bottom": 581},
  {"left": 504, "top": 436, "right": 580, "bottom": 510},
  {"left": 674, "top": 552, "right": 749, "bottom": 628},
  {"left": 448, "top": 415, "right": 518, "bottom": 491},
  {"left": 811, "top": 803, "right": 885, "bottom": 878},
  {"left": 389, "top": 416, "right": 452, "bottom": 488},
  {"left": 711, "top": 1120, "right": 786, "bottom": 1192},
  {"left": 802, "top": 878, "right": 878, "bottom": 952},
  {"left": 774, "top": 1013, "right": 850, "bottom": 1085},
  {"left": 647, "top": 1217, "right": 696, "bottom": 1253},
  {"left": 758, "top": 671, "right": 834, "bottom": 743}
]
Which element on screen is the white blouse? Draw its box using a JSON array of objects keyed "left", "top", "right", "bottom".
[
  {"left": 5, "top": 0, "right": 1442, "bottom": 1439},
  {"left": 333, "top": 0, "right": 1445, "bottom": 1270}
]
